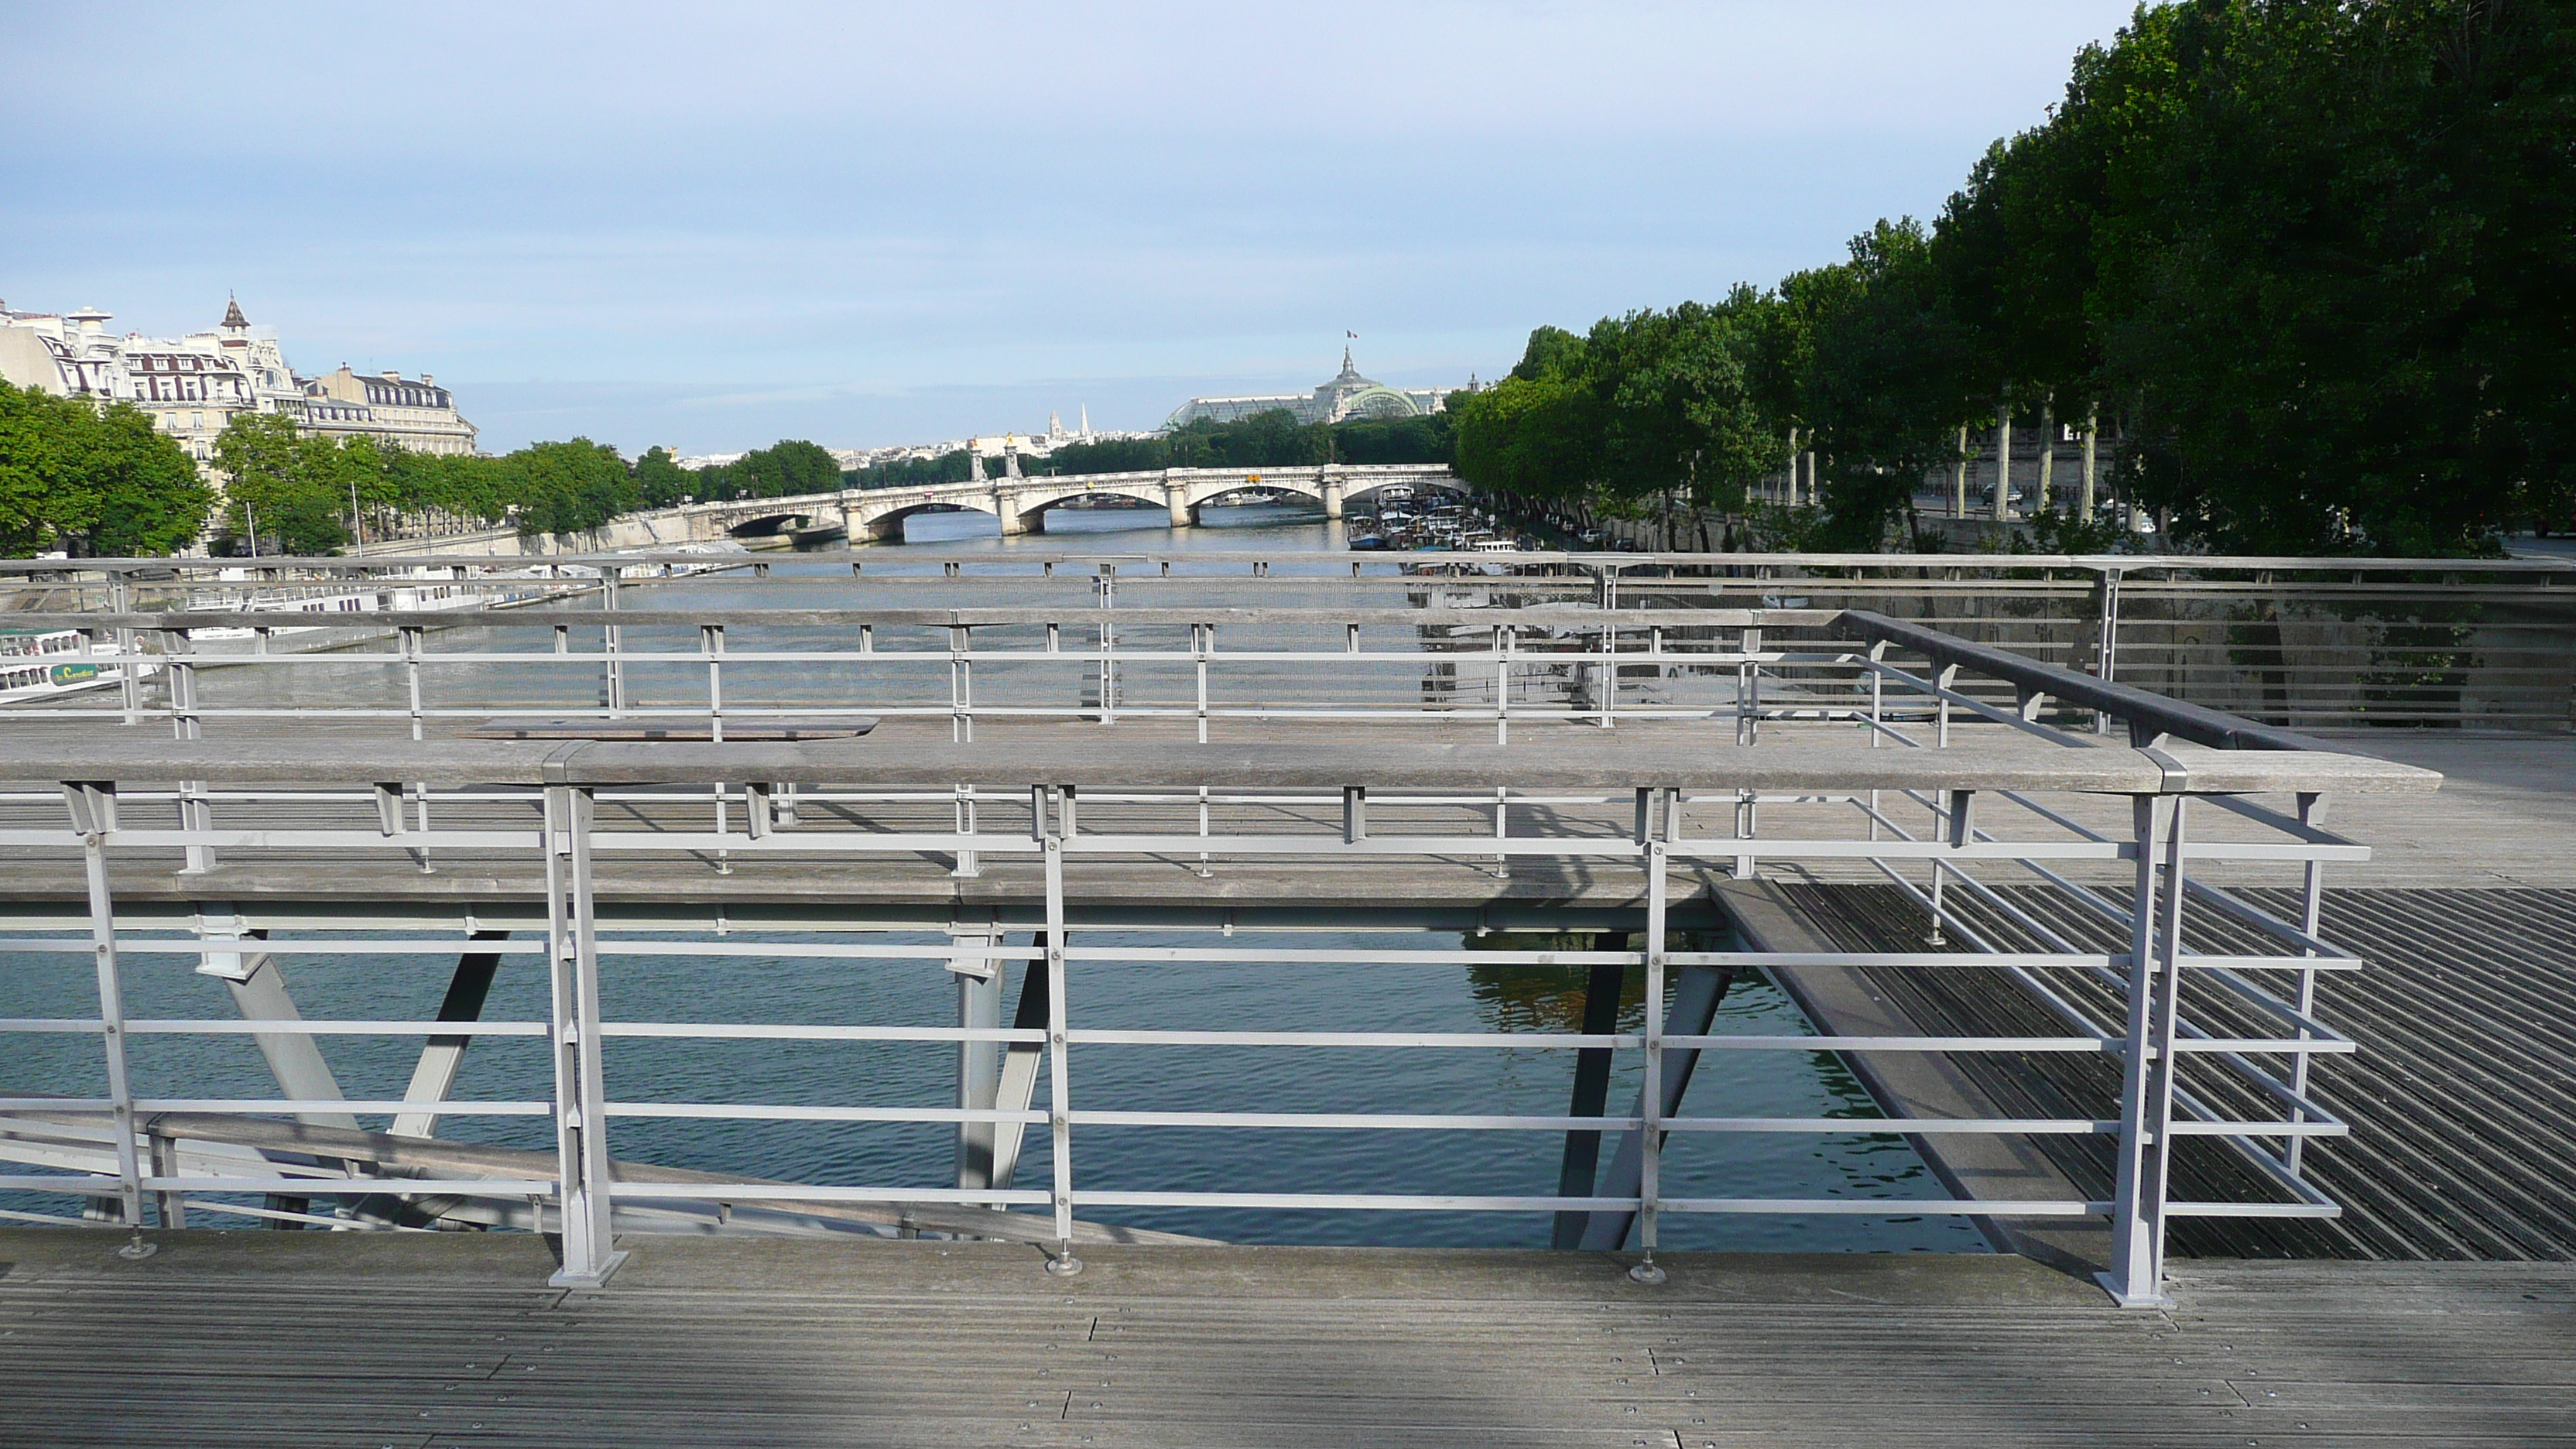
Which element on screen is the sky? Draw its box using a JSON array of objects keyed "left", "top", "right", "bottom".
[{"left": 3, "top": 2, "right": 2141, "bottom": 454}]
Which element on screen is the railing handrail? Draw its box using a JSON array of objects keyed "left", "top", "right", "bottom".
[
  {"left": 0, "top": 605, "right": 1830, "bottom": 632},
  {"left": 1832, "top": 609, "right": 2360, "bottom": 754},
  {"left": 0, "top": 731, "right": 2442, "bottom": 795},
  {"left": 7, "top": 550, "right": 2574, "bottom": 575}
]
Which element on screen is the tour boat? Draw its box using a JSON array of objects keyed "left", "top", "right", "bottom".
[{"left": 0, "top": 629, "right": 162, "bottom": 706}]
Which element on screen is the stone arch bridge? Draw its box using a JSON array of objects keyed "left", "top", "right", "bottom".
[{"left": 667, "top": 463, "right": 1461, "bottom": 543}]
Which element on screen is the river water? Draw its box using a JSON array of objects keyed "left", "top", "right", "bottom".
[{"left": 5, "top": 502, "right": 1983, "bottom": 1252}]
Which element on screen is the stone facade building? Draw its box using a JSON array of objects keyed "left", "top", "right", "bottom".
[
  {"left": 0, "top": 296, "right": 476, "bottom": 465},
  {"left": 300, "top": 364, "right": 476, "bottom": 455}
]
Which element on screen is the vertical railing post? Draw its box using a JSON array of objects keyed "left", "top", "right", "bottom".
[
  {"left": 166, "top": 629, "right": 214, "bottom": 875},
  {"left": 953, "top": 783, "right": 981, "bottom": 879},
  {"left": 66, "top": 781, "right": 146, "bottom": 1232},
  {"left": 401, "top": 625, "right": 426, "bottom": 741},
  {"left": 544, "top": 780, "right": 625, "bottom": 1287},
  {"left": 1628, "top": 787, "right": 1672, "bottom": 1284},
  {"left": 1194, "top": 622, "right": 1211, "bottom": 744},
  {"left": 106, "top": 569, "right": 141, "bottom": 726},
  {"left": 2287, "top": 791, "right": 2326, "bottom": 1177},
  {"left": 704, "top": 624, "right": 731, "bottom": 875},
  {"left": 601, "top": 566, "right": 625, "bottom": 720},
  {"left": 1097, "top": 618, "right": 1116, "bottom": 725},
  {"left": 2095, "top": 567, "right": 2123, "bottom": 734},
  {"left": 1737, "top": 626, "right": 1762, "bottom": 745},
  {"left": 1597, "top": 624, "right": 1615, "bottom": 728},
  {"left": 1865, "top": 640, "right": 1887, "bottom": 748},
  {"left": 2105, "top": 793, "right": 2184, "bottom": 1307},
  {"left": 401, "top": 625, "right": 433, "bottom": 872},
  {"left": 1042, "top": 784, "right": 1081, "bottom": 1276}
]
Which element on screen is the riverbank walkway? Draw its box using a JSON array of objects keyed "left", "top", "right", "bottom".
[{"left": 4, "top": 1229, "right": 2568, "bottom": 1447}]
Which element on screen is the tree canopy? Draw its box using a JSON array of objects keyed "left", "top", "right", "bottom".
[
  {"left": 0, "top": 380, "right": 211, "bottom": 557},
  {"left": 1453, "top": 0, "right": 2575, "bottom": 555}
]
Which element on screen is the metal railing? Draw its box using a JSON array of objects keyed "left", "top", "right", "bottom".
[
  {"left": 0, "top": 610, "right": 2436, "bottom": 1307},
  {"left": 8, "top": 546, "right": 2569, "bottom": 732}
]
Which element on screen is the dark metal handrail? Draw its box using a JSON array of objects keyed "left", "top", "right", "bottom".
[{"left": 1833, "top": 609, "right": 2351, "bottom": 753}]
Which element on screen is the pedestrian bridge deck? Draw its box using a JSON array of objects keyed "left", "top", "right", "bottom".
[{"left": 2, "top": 1230, "right": 2567, "bottom": 1447}]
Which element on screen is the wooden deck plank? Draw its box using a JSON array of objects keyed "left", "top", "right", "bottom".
[{"left": 3, "top": 1231, "right": 2570, "bottom": 1447}]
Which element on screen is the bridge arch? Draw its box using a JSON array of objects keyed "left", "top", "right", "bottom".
[
  {"left": 723, "top": 512, "right": 818, "bottom": 539},
  {"left": 1173, "top": 473, "right": 1327, "bottom": 513},
  {"left": 848, "top": 498, "right": 1002, "bottom": 543},
  {"left": 1342, "top": 477, "right": 1467, "bottom": 506}
]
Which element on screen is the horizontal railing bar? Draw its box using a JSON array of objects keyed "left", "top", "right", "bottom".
[
  {"left": 86, "top": 1020, "right": 551, "bottom": 1037},
  {"left": 600, "top": 1184, "right": 1050, "bottom": 1205},
  {"left": 126, "top": 1099, "right": 551, "bottom": 1115},
  {"left": 601, "top": 1023, "right": 1043, "bottom": 1043},
  {"left": 177, "top": 1198, "right": 441, "bottom": 1232},
  {"left": 607, "top": 1104, "right": 1045, "bottom": 1124}
]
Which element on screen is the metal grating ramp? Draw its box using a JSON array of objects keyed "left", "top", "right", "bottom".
[{"left": 1775, "top": 885, "right": 2576, "bottom": 1262}]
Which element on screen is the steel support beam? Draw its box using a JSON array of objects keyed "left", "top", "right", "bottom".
[
  {"left": 974, "top": 937, "right": 1052, "bottom": 1201},
  {"left": 194, "top": 906, "right": 359, "bottom": 1132},
  {"left": 389, "top": 931, "right": 511, "bottom": 1140},
  {"left": 952, "top": 930, "right": 1004, "bottom": 1191},
  {"left": 1574, "top": 963, "right": 1737, "bottom": 1252},
  {"left": 1550, "top": 935, "right": 1626, "bottom": 1249}
]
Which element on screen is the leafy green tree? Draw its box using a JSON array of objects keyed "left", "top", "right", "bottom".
[
  {"left": 509, "top": 439, "right": 637, "bottom": 539},
  {"left": 1587, "top": 293, "right": 1784, "bottom": 511},
  {"left": 633, "top": 446, "right": 694, "bottom": 508},
  {"left": 1805, "top": 219, "right": 1982, "bottom": 544},
  {"left": 0, "top": 380, "right": 94, "bottom": 555},
  {"left": 1331, "top": 412, "right": 1452, "bottom": 464},
  {"left": 83, "top": 402, "right": 217, "bottom": 556},
  {"left": 0, "top": 381, "right": 211, "bottom": 556},
  {"left": 214, "top": 411, "right": 348, "bottom": 554}
]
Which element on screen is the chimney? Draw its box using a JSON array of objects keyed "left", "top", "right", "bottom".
[
  {"left": 420, "top": 374, "right": 435, "bottom": 386},
  {"left": 381, "top": 369, "right": 402, "bottom": 381}
]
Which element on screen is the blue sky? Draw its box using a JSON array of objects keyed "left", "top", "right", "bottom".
[{"left": 4, "top": 2, "right": 2139, "bottom": 453}]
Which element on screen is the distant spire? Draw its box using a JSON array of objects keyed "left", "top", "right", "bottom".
[{"left": 222, "top": 293, "right": 248, "bottom": 330}]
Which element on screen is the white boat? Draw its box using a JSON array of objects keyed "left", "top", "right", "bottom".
[
  {"left": 184, "top": 566, "right": 594, "bottom": 643},
  {"left": 0, "top": 629, "right": 162, "bottom": 706}
]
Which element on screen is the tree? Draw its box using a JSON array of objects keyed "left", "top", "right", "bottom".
[
  {"left": 1588, "top": 295, "right": 1784, "bottom": 511},
  {"left": 0, "top": 381, "right": 94, "bottom": 555},
  {"left": 1805, "top": 219, "right": 1982, "bottom": 544},
  {"left": 215, "top": 411, "right": 348, "bottom": 554},
  {"left": 81, "top": 402, "right": 215, "bottom": 556},
  {"left": 0, "top": 381, "right": 211, "bottom": 556},
  {"left": 509, "top": 439, "right": 636, "bottom": 540},
  {"left": 1451, "top": 327, "right": 1605, "bottom": 507},
  {"left": 634, "top": 446, "right": 694, "bottom": 508}
]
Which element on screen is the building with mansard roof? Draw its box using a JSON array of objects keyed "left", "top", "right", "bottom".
[
  {"left": 300, "top": 364, "right": 476, "bottom": 455},
  {"left": 0, "top": 295, "right": 476, "bottom": 465}
]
